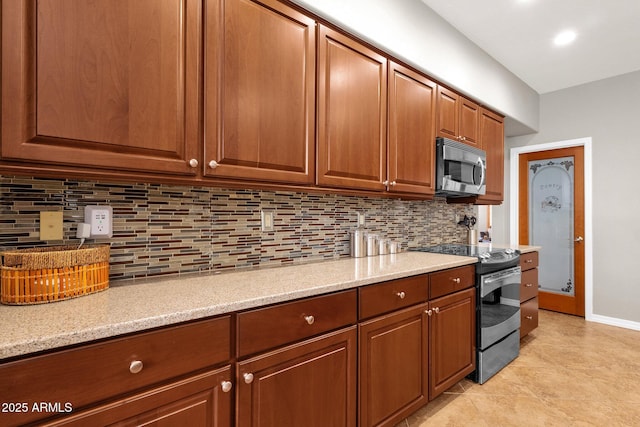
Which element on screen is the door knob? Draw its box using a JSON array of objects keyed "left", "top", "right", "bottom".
[{"left": 574, "top": 236, "right": 584, "bottom": 242}]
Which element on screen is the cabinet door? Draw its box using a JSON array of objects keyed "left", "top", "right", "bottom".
[
  {"left": 388, "top": 62, "right": 437, "bottom": 196},
  {"left": 458, "top": 97, "right": 480, "bottom": 147},
  {"left": 359, "top": 304, "right": 429, "bottom": 427},
  {"left": 40, "top": 368, "right": 233, "bottom": 427},
  {"left": 1, "top": 0, "right": 200, "bottom": 175},
  {"left": 317, "top": 25, "right": 387, "bottom": 191},
  {"left": 205, "top": 0, "right": 315, "bottom": 184},
  {"left": 429, "top": 287, "right": 476, "bottom": 399},
  {"left": 436, "top": 86, "right": 459, "bottom": 140},
  {"left": 476, "top": 108, "right": 505, "bottom": 204},
  {"left": 236, "top": 327, "right": 357, "bottom": 427}
]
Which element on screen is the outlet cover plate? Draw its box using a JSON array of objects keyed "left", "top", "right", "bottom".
[{"left": 40, "top": 211, "right": 64, "bottom": 240}]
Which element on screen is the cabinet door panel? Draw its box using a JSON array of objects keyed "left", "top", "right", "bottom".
[
  {"left": 317, "top": 25, "right": 387, "bottom": 191},
  {"left": 236, "top": 327, "right": 357, "bottom": 427},
  {"left": 476, "top": 108, "right": 505, "bottom": 204},
  {"left": 458, "top": 97, "right": 480, "bottom": 146},
  {"left": 359, "top": 305, "right": 428, "bottom": 427},
  {"left": 429, "top": 288, "right": 476, "bottom": 399},
  {"left": 436, "top": 86, "right": 458, "bottom": 140},
  {"left": 1, "top": 0, "right": 199, "bottom": 175},
  {"left": 205, "top": 0, "right": 315, "bottom": 184},
  {"left": 388, "top": 62, "right": 437, "bottom": 195},
  {"left": 40, "top": 368, "right": 232, "bottom": 427}
]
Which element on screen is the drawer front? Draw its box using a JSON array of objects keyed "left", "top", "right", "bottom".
[
  {"left": 237, "top": 290, "right": 357, "bottom": 358},
  {"left": 358, "top": 275, "right": 428, "bottom": 320},
  {"left": 521, "top": 268, "right": 538, "bottom": 302},
  {"left": 429, "top": 265, "right": 475, "bottom": 299},
  {"left": 0, "top": 316, "right": 231, "bottom": 427},
  {"left": 520, "top": 251, "right": 539, "bottom": 270},
  {"left": 520, "top": 297, "right": 539, "bottom": 338}
]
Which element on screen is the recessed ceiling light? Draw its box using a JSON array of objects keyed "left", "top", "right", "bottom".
[{"left": 553, "top": 30, "right": 577, "bottom": 46}]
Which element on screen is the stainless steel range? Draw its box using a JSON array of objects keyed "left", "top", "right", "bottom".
[{"left": 412, "top": 244, "right": 521, "bottom": 384}]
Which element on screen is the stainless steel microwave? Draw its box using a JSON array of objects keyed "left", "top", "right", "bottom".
[{"left": 435, "top": 137, "right": 486, "bottom": 197}]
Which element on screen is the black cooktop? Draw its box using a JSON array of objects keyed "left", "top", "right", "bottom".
[{"left": 412, "top": 244, "right": 520, "bottom": 274}]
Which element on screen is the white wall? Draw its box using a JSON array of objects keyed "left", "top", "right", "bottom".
[
  {"left": 290, "top": 0, "right": 539, "bottom": 136},
  {"left": 495, "top": 70, "right": 640, "bottom": 324}
]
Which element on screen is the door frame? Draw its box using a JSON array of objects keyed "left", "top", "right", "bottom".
[{"left": 509, "top": 137, "right": 593, "bottom": 320}]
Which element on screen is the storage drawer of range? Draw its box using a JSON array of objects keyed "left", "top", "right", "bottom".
[{"left": 237, "top": 290, "right": 357, "bottom": 358}]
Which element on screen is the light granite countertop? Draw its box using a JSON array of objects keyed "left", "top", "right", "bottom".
[{"left": 1, "top": 251, "right": 479, "bottom": 361}]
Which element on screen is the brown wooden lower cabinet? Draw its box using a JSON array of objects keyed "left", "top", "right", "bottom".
[
  {"left": 519, "top": 251, "right": 540, "bottom": 338},
  {"left": 40, "top": 366, "right": 233, "bottom": 427},
  {"left": 358, "top": 304, "right": 429, "bottom": 427},
  {"left": 428, "top": 287, "right": 476, "bottom": 399},
  {"left": 236, "top": 326, "right": 357, "bottom": 427}
]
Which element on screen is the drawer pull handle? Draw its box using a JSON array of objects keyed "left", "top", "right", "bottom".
[
  {"left": 525, "top": 259, "right": 533, "bottom": 263},
  {"left": 452, "top": 278, "right": 461, "bottom": 284},
  {"left": 525, "top": 315, "right": 534, "bottom": 320},
  {"left": 433, "top": 307, "right": 440, "bottom": 314},
  {"left": 221, "top": 381, "right": 233, "bottom": 393},
  {"left": 525, "top": 283, "right": 534, "bottom": 287},
  {"left": 396, "top": 291, "right": 406, "bottom": 299},
  {"left": 129, "top": 360, "right": 144, "bottom": 374},
  {"left": 243, "top": 373, "right": 254, "bottom": 384},
  {"left": 304, "top": 315, "right": 315, "bottom": 325}
]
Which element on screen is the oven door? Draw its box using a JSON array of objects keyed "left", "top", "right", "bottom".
[{"left": 479, "top": 266, "right": 521, "bottom": 350}]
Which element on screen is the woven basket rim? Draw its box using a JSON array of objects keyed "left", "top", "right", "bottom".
[{"left": 1, "top": 244, "right": 110, "bottom": 269}]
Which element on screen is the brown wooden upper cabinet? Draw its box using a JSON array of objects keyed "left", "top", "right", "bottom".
[
  {"left": 475, "top": 107, "right": 505, "bottom": 204},
  {"left": 317, "top": 25, "right": 388, "bottom": 192},
  {"left": 436, "top": 86, "right": 480, "bottom": 147},
  {"left": 204, "top": 0, "right": 316, "bottom": 185},
  {"left": 388, "top": 62, "right": 438, "bottom": 196},
  {"left": 1, "top": 0, "right": 200, "bottom": 176}
]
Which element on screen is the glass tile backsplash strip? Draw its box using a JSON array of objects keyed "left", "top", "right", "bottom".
[{"left": 0, "top": 176, "right": 473, "bottom": 281}]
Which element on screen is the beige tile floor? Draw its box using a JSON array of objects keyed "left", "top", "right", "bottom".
[{"left": 396, "top": 310, "right": 640, "bottom": 426}]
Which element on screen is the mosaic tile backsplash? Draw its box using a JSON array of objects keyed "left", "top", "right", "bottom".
[{"left": 1, "top": 176, "right": 474, "bottom": 281}]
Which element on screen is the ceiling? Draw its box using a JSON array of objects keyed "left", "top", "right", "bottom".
[{"left": 421, "top": 0, "right": 640, "bottom": 94}]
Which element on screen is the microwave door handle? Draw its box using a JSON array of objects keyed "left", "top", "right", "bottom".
[{"left": 477, "top": 156, "right": 486, "bottom": 189}]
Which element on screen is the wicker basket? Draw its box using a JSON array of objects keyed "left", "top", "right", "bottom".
[{"left": 1, "top": 245, "right": 110, "bottom": 305}]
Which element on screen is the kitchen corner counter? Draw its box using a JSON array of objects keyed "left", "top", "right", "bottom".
[{"left": 0, "top": 252, "right": 476, "bottom": 361}]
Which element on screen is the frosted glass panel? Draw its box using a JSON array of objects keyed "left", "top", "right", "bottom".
[{"left": 528, "top": 157, "right": 574, "bottom": 296}]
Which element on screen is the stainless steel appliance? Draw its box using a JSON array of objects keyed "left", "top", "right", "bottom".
[
  {"left": 435, "top": 137, "right": 486, "bottom": 197},
  {"left": 412, "top": 244, "right": 521, "bottom": 384}
]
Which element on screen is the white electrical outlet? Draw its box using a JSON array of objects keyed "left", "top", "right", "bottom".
[{"left": 84, "top": 205, "right": 113, "bottom": 238}]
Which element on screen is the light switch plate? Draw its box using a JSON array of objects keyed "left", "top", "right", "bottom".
[
  {"left": 40, "top": 211, "right": 64, "bottom": 240},
  {"left": 261, "top": 210, "right": 274, "bottom": 232}
]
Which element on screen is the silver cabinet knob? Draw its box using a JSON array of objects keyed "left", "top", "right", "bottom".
[
  {"left": 209, "top": 160, "right": 219, "bottom": 169},
  {"left": 525, "top": 315, "right": 533, "bottom": 320},
  {"left": 452, "top": 277, "right": 461, "bottom": 284},
  {"left": 382, "top": 180, "right": 389, "bottom": 186},
  {"left": 575, "top": 236, "right": 584, "bottom": 242},
  {"left": 129, "top": 360, "right": 144, "bottom": 374},
  {"left": 221, "top": 381, "right": 233, "bottom": 393},
  {"left": 304, "top": 315, "right": 315, "bottom": 325},
  {"left": 425, "top": 309, "right": 433, "bottom": 316},
  {"left": 433, "top": 307, "right": 440, "bottom": 314},
  {"left": 188, "top": 159, "right": 198, "bottom": 168},
  {"left": 525, "top": 259, "right": 534, "bottom": 263},
  {"left": 525, "top": 283, "right": 534, "bottom": 287},
  {"left": 396, "top": 291, "right": 406, "bottom": 299},
  {"left": 243, "top": 373, "right": 254, "bottom": 384}
]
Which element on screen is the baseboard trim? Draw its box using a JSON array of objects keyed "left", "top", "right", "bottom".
[{"left": 587, "top": 314, "right": 640, "bottom": 331}]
